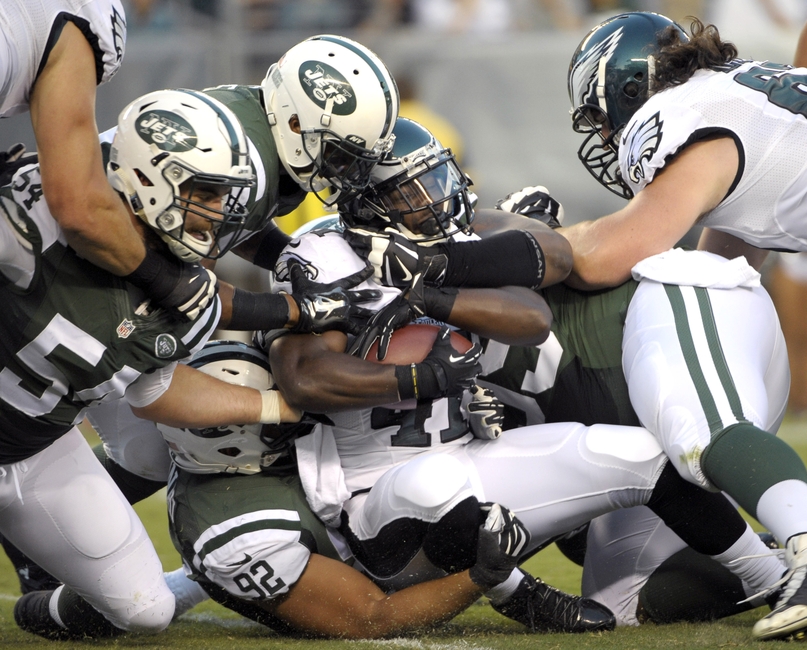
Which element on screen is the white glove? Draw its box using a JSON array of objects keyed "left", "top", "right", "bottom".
[
  {"left": 465, "top": 384, "right": 505, "bottom": 440},
  {"left": 495, "top": 185, "right": 564, "bottom": 229}
]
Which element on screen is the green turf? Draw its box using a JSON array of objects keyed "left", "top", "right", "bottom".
[{"left": 1, "top": 418, "right": 806, "bottom": 648}]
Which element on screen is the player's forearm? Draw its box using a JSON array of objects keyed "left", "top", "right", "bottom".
[
  {"left": 357, "top": 570, "right": 483, "bottom": 638},
  {"left": 133, "top": 363, "right": 298, "bottom": 427},
  {"left": 557, "top": 220, "right": 635, "bottom": 290},
  {"left": 448, "top": 287, "right": 551, "bottom": 346},
  {"left": 272, "top": 338, "right": 401, "bottom": 412},
  {"left": 30, "top": 23, "right": 147, "bottom": 276}
]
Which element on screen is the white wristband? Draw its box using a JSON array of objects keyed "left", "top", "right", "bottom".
[{"left": 259, "top": 390, "right": 281, "bottom": 424}]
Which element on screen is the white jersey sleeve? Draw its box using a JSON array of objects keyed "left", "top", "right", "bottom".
[
  {"left": 619, "top": 61, "right": 807, "bottom": 251},
  {"left": 0, "top": 0, "right": 126, "bottom": 117}
]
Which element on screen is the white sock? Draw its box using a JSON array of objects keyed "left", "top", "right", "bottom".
[
  {"left": 711, "top": 524, "right": 786, "bottom": 593},
  {"left": 164, "top": 568, "right": 209, "bottom": 618},
  {"left": 756, "top": 480, "right": 807, "bottom": 545},
  {"left": 485, "top": 568, "right": 525, "bottom": 605},
  {"left": 48, "top": 585, "right": 68, "bottom": 629}
]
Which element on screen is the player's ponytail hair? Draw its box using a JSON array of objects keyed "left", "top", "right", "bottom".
[{"left": 652, "top": 18, "right": 739, "bottom": 93}]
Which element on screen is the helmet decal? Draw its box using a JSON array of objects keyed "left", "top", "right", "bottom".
[
  {"left": 570, "top": 26, "right": 624, "bottom": 111},
  {"left": 624, "top": 111, "right": 664, "bottom": 185},
  {"left": 298, "top": 62, "right": 357, "bottom": 115},
  {"left": 135, "top": 110, "right": 197, "bottom": 152}
]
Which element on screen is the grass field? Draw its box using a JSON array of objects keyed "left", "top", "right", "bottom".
[{"left": 2, "top": 419, "right": 806, "bottom": 649}]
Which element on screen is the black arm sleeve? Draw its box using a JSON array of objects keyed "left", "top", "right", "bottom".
[
  {"left": 228, "top": 288, "right": 291, "bottom": 331},
  {"left": 440, "top": 230, "right": 545, "bottom": 289}
]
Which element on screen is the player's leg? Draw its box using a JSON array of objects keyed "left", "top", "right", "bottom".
[
  {"left": 88, "top": 400, "right": 209, "bottom": 616},
  {"left": 582, "top": 507, "right": 783, "bottom": 626},
  {"left": 623, "top": 280, "right": 807, "bottom": 639},
  {"left": 3, "top": 428, "right": 173, "bottom": 639},
  {"left": 342, "top": 448, "right": 615, "bottom": 633},
  {"left": 460, "top": 421, "right": 786, "bottom": 628},
  {"left": 167, "top": 466, "right": 344, "bottom": 632}
]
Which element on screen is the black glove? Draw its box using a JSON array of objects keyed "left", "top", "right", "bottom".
[
  {"left": 289, "top": 260, "right": 381, "bottom": 335},
  {"left": 495, "top": 185, "right": 564, "bottom": 229},
  {"left": 344, "top": 228, "right": 448, "bottom": 289},
  {"left": 347, "top": 292, "right": 415, "bottom": 360},
  {"left": 124, "top": 248, "right": 218, "bottom": 322},
  {"left": 395, "top": 326, "right": 482, "bottom": 401},
  {"left": 469, "top": 503, "right": 530, "bottom": 589},
  {"left": 0, "top": 143, "right": 37, "bottom": 187},
  {"left": 466, "top": 384, "right": 505, "bottom": 440}
]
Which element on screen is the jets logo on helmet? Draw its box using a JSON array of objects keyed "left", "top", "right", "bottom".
[
  {"left": 136, "top": 111, "right": 197, "bottom": 151},
  {"left": 625, "top": 111, "right": 663, "bottom": 186},
  {"left": 299, "top": 63, "right": 356, "bottom": 115}
]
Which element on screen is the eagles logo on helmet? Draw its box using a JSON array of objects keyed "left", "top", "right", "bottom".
[{"left": 567, "top": 12, "right": 687, "bottom": 198}]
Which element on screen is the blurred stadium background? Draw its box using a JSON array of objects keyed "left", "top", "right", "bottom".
[{"left": 0, "top": 0, "right": 803, "bottom": 292}]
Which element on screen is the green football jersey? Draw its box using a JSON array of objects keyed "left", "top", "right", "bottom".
[
  {"left": 479, "top": 281, "right": 641, "bottom": 429},
  {"left": 202, "top": 85, "right": 305, "bottom": 239},
  {"left": 0, "top": 166, "right": 220, "bottom": 463}
]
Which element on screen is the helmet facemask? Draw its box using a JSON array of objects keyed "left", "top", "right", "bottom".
[
  {"left": 148, "top": 161, "right": 253, "bottom": 261},
  {"left": 571, "top": 104, "right": 631, "bottom": 199},
  {"left": 367, "top": 148, "right": 472, "bottom": 242}
]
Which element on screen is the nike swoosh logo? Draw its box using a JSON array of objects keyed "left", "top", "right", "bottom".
[
  {"left": 394, "top": 259, "right": 412, "bottom": 282},
  {"left": 449, "top": 354, "right": 468, "bottom": 363},
  {"left": 226, "top": 553, "right": 253, "bottom": 567}
]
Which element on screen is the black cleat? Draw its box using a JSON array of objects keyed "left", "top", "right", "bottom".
[
  {"left": 13, "top": 590, "right": 71, "bottom": 640},
  {"left": 492, "top": 573, "right": 615, "bottom": 633}
]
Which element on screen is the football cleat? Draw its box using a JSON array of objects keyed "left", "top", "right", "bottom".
[
  {"left": 753, "top": 533, "right": 807, "bottom": 640},
  {"left": 14, "top": 590, "right": 71, "bottom": 640},
  {"left": 492, "top": 572, "right": 616, "bottom": 633}
]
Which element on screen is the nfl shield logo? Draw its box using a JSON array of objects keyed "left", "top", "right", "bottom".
[{"left": 116, "top": 319, "right": 136, "bottom": 339}]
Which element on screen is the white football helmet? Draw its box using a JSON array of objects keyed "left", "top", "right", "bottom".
[
  {"left": 261, "top": 35, "right": 399, "bottom": 205},
  {"left": 108, "top": 89, "right": 255, "bottom": 262},
  {"left": 159, "top": 341, "right": 294, "bottom": 474}
]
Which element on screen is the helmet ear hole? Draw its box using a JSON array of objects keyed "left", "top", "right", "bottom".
[{"left": 624, "top": 81, "right": 640, "bottom": 98}]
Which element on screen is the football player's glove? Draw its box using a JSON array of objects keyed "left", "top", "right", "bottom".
[
  {"left": 465, "top": 384, "right": 505, "bottom": 440},
  {"left": 469, "top": 503, "right": 530, "bottom": 589},
  {"left": 495, "top": 185, "right": 564, "bottom": 229},
  {"left": 344, "top": 227, "right": 448, "bottom": 289},
  {"left": 125, "top": 248, "right": 219, "bottom": 322},
  {"left": 396, "top": 326, "right": 482, "bottom": 401},
  {"left": 288, "top": 260, "right": 381, "bottom": 335}
]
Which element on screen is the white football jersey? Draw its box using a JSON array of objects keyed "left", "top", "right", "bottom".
[
  {"left": 620, "top": 61, "right": 807, "bottom": 252},
  {"left": 0, "top": 0, "right": 126, "bottom": 117},
  {"left": 275, "top": 230, "right": 473, "bottom": 495}
]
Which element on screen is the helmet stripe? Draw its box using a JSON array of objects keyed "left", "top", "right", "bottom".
[
  {"left": 176, "top": 88, "right": 244, "bottom": 167},
  {"left": 311, "top": 36, "right": 396, "bottom": 137}
]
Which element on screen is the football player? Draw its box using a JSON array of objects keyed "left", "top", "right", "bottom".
[
  {"left": 88, "top": 32, "right": 400, "bottom": 502},
  {"left": 558, "top": 12, "right": 807, "bottom": 639},
  {"left": 1, "top": 88, "right": 316, "bottom": 641},
  {"left": 1, "top": 0, "right": 219, "bottom": 322},
  {"left": 165, "top": 340, "right": 529, "bottom": 639}
]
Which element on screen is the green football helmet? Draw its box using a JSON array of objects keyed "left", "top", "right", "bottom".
[
  {"left": 568, "top": 12, "right": 688, "bottom": 198},
  {"left": 340, "top": 117, "right": 473, "bottom": 242}
]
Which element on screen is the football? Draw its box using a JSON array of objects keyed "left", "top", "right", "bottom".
[{"left": 364, "top": 323, "right": 473, "bottom": 365}]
